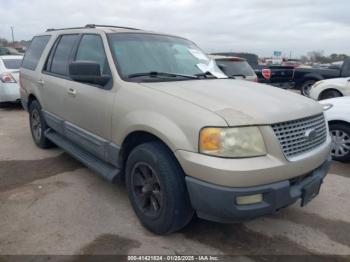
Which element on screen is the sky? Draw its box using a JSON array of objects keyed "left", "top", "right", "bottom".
[{"left": 0, "top": 0, "right": 349, "bottom": 57}]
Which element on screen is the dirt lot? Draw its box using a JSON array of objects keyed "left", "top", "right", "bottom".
[{"left": 0, "top": 105, "right": 349, "bottom": 259}]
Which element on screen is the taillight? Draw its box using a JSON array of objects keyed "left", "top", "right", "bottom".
[
  {"left": 261, "top": 69, "right": 271, "bottom": 80},
  {"left": 0, "top": 73, "right": 16, "bottom": 83},
  {"left": 253, "top": 76, "right": 258, "bottom": 82}
]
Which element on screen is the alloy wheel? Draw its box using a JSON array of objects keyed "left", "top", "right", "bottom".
[
  {"left": 302, "top": 82, "right": 314, "bottom": 96},
  {"left": 131, "top": 162, "right": 163, "bottom": 219},
  {"left": 331, "top": 129, "right": 350, "bottom": 157},
  {"left": 31, "top": 109, "right": 42, "bottom": 142}
]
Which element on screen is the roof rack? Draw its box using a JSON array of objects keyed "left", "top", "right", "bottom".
[
  {"left": 85, "top": 24, "right": 140, "bottom": 30},
  {"left": 46, "top": 24, "right": 139, "bottom": 32}
]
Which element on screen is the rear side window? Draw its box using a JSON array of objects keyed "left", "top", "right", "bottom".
[
  {"left": 75, "top": 34, "right": 110, "bottom": 74},
  {"left": 49, "top": 34, "right": 79, "bottom": 76},
  {"left": 3, "top": 59, "right": 23, "bottom": 69},
  {"left": 22, "top": 35, "right": 50, "bottom": 70}
]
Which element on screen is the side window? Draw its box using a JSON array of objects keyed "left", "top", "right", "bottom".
[
  {"left": 75, "top": 34, "right": 110, "bottom": 74},
  {"left": 342, "top": 61, "right": 350, "bottom": 76},
  {"left": 22, "top": 35, "right": 51, "bottom": 70},
  {"left": 49, "top": 34, "right": 79, "bottom": 76}
]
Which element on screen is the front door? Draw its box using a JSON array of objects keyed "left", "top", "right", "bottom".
[{"left": 61, "top": 34, "right": 115, "bottom": 159}]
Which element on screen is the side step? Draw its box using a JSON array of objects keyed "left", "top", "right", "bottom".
[{"left": 45, "top": 129, "right": 120, "bottom": 182}]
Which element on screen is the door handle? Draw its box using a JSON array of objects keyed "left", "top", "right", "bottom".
[
  {"left": 37, "top": 79, "right": 44, "bottom": 85},
  {"left": 67, "top": 88, "right": 76, "bottom": 97}
]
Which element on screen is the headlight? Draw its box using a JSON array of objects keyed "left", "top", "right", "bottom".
[{"left": 199, "top": 127, "right": 267, "bottom": 158}]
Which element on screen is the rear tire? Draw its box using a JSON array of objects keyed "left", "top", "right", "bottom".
[
  {"left": 300, "top": 80, "right": 316, "bottom": 96},
  {"left": 125, "top": 141, "right": 194, "bottom": 234},
  {"left": 318, "top": 89, "right": 342, "bottom": 100},
  {"left": 29, "top": 100, "right": 54, "bottom": 148},
  {"left": 329, "top": 123, "right": 350, "bottom": 162}
]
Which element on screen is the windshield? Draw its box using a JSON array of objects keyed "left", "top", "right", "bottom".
[
  {"left": 2, "top": 59, "right": 22, "bottom": 69},
  {"left": 108, "top": 33, "right": 227, "bottom": 81},
  {"left": 216, "top": 60, "right": 255, "bottom": 77}
]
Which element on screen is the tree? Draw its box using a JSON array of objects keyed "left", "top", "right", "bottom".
[
  {"left": 0, "top": 38, "right": 9, "bottom": 47},
  {"left": 307, "top": 50, "right": 325, "bottom": 63}
]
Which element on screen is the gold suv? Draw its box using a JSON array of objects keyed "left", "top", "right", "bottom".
[{"left": 20, "top": 24, "right": 331, "bottom": 234}]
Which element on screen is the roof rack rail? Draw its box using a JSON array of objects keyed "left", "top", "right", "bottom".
[
  {"left": 84, "top": 24, "right": 140, "bottom": 30},
  {"left": 46, "top": 26, "right": 86, "bottom": 32},
  {"left": 46, "top": 24, "right": 140, "bottom": 32}
]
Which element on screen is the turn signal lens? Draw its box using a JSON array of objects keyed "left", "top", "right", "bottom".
[
  {"left": 199, "top": 128, "right": 221, "bottom": 151},
  {"left": 236, "top": 194, "right": 263, "bottom": 205}
]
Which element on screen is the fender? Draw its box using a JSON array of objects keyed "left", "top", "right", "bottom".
[
  {"left": 114, "top": 110, "right": 196, "bottom": 153},
  {"left": 301, "top": 73, "right": 324, "bottom": 82}
]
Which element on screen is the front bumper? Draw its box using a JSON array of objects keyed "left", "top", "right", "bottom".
[{"left": 185, "top": 156, "right": 331, "bottom": 223}]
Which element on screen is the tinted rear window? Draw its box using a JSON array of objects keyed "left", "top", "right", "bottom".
[
  {"left": 22, "top": 35, "right": 51, "bottom": 70},
  {"left": 50, "top": 34, "right": 79, "bottom": 76},
  {"left": 3, "top": 59, "right": 22, "bottom": 69},
  {"left": 217, "top": 60, "right": 255, "bottom": 77}
]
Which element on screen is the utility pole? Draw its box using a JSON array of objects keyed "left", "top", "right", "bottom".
[{"left": 11, "top": 26, "right": 14, "bottom": 45}]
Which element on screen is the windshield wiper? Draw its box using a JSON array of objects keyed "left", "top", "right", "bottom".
[
  {"left": 127, "top": 71, "right": 198, "bottom": 79},
  {"left": 193, "top": 71, "right": 218, "bottom": 79}
]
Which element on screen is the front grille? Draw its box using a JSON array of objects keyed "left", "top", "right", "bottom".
[{"left": 272, "top": 114, "right": 327, "bottom": 159}]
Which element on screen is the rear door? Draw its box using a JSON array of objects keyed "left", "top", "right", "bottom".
[
  {"left": 269, "top": 66, "right": 294, "bottom": 83},
  {"left": 41, "top": 34, "right": 80, "bottom": 119}
]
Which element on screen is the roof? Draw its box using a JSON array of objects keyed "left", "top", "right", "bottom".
[{"left": 41, "top": 24, "right": 150, "bottom": 35}]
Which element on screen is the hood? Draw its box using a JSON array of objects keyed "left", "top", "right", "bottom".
[
  {"left": 140, "top": 79, "right": 323, "bottom": 126},
  {"left": 319, "top": 96, "right": 350, "bottom": 106},
  {"left": 319, "top": 77, "right": 350, "bottom": 86}
]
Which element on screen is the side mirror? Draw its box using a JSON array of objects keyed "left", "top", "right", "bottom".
[{"left": 69, "top": 61, "right": 110, "bottom": 86}]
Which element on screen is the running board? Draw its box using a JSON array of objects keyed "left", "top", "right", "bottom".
[{"left": 45, "top": 129, "right": 121, "bottom": 182}]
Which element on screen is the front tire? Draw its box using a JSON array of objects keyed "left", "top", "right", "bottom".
[
  {"left": 329, "top": 123, "right": 350, "bottom": 162},
  {"left": 29, "top": 100, "right": 53, "bottom": 148},
  {"left": 300, "top": 80, "right": 316, "bottom": 96},
  {"left": 126, "top": 142, "right": 194, "bottom": 234}
]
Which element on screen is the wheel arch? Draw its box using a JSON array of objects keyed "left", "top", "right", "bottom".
[
  {"left": 118, "top": 130, "right": 181, "bottom": 178},
  {"left": 298, "top": 74, "right": 323, "bottom": 88},
  {"left": 27, "top": 93, "right": 39, "bottom": 109},
  {"left": 328, "top": 120, "right": 350, "bottom": 128},
  {"left": 318, "top": 88, "right": 343, "bottom": 100}
]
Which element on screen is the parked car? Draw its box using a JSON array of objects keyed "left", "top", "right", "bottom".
[
  {"left": 21, "top": 24, "right": 331, "bottom": 234},
  {"left": 211, "top": 52, "right": 294, "bottom": 88},
  {"left": 209, "top": 55, "right": 258, "bottom": 81},
  {"left": 282, "top": 59, "right": 302, "bottom": 68},
  {"left": 320, "top": 97, "right": 350, "bottom": 162},
  {"left": 309, "top": 77, "right": 350, "bottom": 100},
  {"left": 0, "top": 55, "right": 23, "bottom": 104},
  {"left": 0, "top": 47, "right": 21, "bottom": 55},
  {"left": 294, "top": 58, "right": 350, "bottom": 96}
]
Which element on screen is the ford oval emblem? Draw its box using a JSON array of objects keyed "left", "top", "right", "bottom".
[{"left": 304, "top": 129, "right": 317, "bottom": 141}]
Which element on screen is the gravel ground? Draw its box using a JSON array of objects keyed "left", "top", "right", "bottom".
[{"left": 0, "top": 105, "right": 349, "bottom": 260}]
